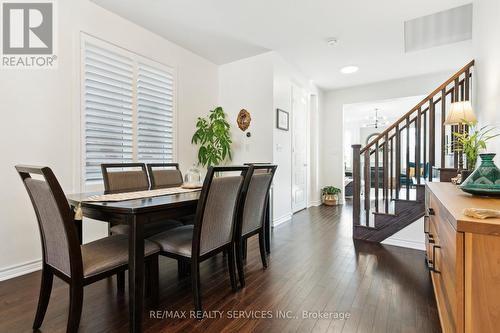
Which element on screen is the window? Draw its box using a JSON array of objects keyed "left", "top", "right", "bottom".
[
  {"left": 136, "top": 63, "right": 174, "bottom": 163},
  {"left": 82, "top": 36, "right": 175, "bottom": 185}
]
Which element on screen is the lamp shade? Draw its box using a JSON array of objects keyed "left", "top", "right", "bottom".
[{"left": 444, "top": 101, "right": 477, "bottom": 125}]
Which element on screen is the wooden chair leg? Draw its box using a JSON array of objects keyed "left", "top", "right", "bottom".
[
  {"left": 235, "top": 239, "right": 245, "bottom": 288},
  {"left": 145, "top": 261, "right": 151, "bottom": 297},
  {"left": 67, "top": 282, "right": 84, "bottom": 333},
  {"left": 191, "top": 261, "right": 202, "bottom": 319},
  {"left": 258, "top": 231, "right": 268, "bottom": 269},
  {"left": 149, "top": 256, "right": 159, "bottom": 306},
  {"left": 116, "top": 271, "right": 125, "bottom": 293},
  {"left": 227, "top": 245, "right": 238, "bottom": 291},
  {"left": 178, "top": 260, "right": 190, "bottom": 277},
  {"left": 242, "top": 238, "right": 248, "bottom": 260},
  {"left": 32, "top": 265, "right": 54, "bottom": 329}
]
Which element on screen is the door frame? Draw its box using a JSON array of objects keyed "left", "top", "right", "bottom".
[{"left": 291, "top": 83, "right": 309, "bottom": 213}]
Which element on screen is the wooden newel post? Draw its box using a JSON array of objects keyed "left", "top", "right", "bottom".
[{"left": 352, "top": 144, "right": 362, "bottom": 227}]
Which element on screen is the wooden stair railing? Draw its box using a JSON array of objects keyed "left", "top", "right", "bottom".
[{"left": 351, "top": 60, "right": 474, "bottom": 241}]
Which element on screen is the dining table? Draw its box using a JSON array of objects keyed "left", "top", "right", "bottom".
[{"left": 66, "top": 189, "right": 272, "bottom": 333}]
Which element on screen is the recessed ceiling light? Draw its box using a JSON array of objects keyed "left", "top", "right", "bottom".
[
  {"left": 327, "top": 38, "right": 339, "bottom": 46},
  {"left": 340, "top": 66, "right": 359, "bottom": 74}
]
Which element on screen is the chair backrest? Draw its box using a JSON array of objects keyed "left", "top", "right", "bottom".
[
  {"left": 147, "top": 163, "right": 183, "bottom": 189},
  {"left": 240, "top": 165, "right": 277, "bottom": 236},
  {"left": 192, "top": 166, "right": 253, "bottom": 257},
  {"left": 244, "top": 162, "right": 272, "bottom": 174},
  {"left": 101, "top": 163, "right": 149, "bottom": 193},
  {"left": 15, "top": 166, "right": 82, "bottom": 278}
]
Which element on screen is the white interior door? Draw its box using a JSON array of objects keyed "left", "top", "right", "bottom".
[{"left": 292, "top": 85, "right": 308, "bottom": 212}]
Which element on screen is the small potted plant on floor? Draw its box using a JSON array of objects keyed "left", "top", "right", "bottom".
[{"left": 321, "top": 186, "right": 342, "bottom": 206}]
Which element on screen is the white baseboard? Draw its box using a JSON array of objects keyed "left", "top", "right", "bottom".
[
  {"left": 308, "top": 200, "right": 322, "bottom": 207},
  {"left": 381, "top": 238, "right": 425, "bottom": 251},
  {"left": 273, "top": 213, "right": 292, "bottom": 227},
  {"left": 0, "top": 259, "right": 42, "bottom": 282}
]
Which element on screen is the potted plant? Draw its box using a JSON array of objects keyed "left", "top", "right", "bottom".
[
  {"left": 191, "top": 106, "right": 233, "bottom": 167},
  {"left": 321, "top": 186, "right": 342, "bottom": 206},
  {"left": 452, "top": 121, "right": 499, "bottom": 180}
]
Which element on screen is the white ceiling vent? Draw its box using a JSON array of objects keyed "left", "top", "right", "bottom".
[{"left": 405, "top": 4, "right": 472, "bottom": 53}]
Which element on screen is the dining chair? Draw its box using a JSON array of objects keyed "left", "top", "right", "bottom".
[
  {"left": 235, "top": 164, "right": 277, "bottom": 287},
  {"left": 147, "top": 163, "right": 183, "bottom": 189},
  {"left": 101, "top": 163, "right": 150, "bottom": 194},
  {"left": 147, "top": 162, "right": 195, "bottom": 228},
  {"left": 101, "top": 163, "right": 183, "bottom": 288},
  {"left": 15, "top": 165, "right": 160, "bottom": 333},
  {"left": 148, "top": 165, "right": 254, "bottom": 316},
  {"left": 101, "top": 163, "right": 183, "bottom": 237},
  {"left": 241, "top": 162, "right": 274, "bottom": 257}
]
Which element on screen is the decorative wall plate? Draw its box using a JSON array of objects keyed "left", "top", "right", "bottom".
[{"left": 237, "top": 109, "right": 251, "bottom": 131}]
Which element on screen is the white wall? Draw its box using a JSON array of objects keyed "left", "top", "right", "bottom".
[
  {"left": 0, "top": 0, "right": 219, "bottom": 280},
  {"left": 382, "top": 217, "right": 425, "bottom": 251},
  {"left": 218, "top": 53, "right": 274, "bottom": 164},
  {"left": 272, "top": 54, "right": 321, "bottom": 223},
  {"left": 309, "top": 93, "right": 322, "bottom": 206},
  {"left": 473, "top": 0, "right": 500, "bottom": 158},
  {"left": 218, "top": 52, "right": 322, "bottom": 226}
]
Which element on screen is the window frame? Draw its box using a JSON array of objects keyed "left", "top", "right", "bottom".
[{"left": 79, "top": 33, "right": 178, "bottom": 191}]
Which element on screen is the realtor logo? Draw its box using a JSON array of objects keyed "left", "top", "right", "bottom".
[{"left": 1, "top": 0, "right": 57, "bottom": 68}]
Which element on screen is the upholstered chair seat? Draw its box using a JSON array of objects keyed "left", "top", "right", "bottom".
[
  {"left": 149, "top": 225, "right": 194, "bottom": 257},
  {"left": 82, "top": 235, "right": 159, "bottom": 277}
]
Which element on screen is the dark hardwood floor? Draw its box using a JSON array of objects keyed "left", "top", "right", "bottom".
[{"left": 0, "top": 205, "right": 441, "bottom": 333}]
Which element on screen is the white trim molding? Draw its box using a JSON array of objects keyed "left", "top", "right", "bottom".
[
  {"left": 381, "top": 238, "right": 425, "bottom": 251},
  {"left": 273, "top": 213, "right": 293, "bottom": 227},
  {"left": 308, "top": 200, "right": 322, "bottom": 207},
  {"left": 0, "top": 259, "right": 42, "bottom": 282}
]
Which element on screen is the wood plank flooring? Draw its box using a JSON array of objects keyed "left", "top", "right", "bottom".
[{"left": 0, "top": 204, "right": 441, "bottom": 333}]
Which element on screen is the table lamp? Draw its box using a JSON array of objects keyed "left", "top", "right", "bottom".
[
  {"left": 444, "top": 100, "right": 477, "bottom": 172},
  {"left": 444, "top": 101, "right": 477, "bottom": 125}
]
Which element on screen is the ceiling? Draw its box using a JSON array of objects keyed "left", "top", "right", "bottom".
[
  {"left": 344, "top": 95, "right": 426, "bottom": 124},
  {"left": 92, "top": 0, "right": 473, "bottom": 90}
]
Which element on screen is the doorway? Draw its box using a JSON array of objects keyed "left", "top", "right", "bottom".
[{"left": 292, "top": 85, "right": 308, "bottom": 212}]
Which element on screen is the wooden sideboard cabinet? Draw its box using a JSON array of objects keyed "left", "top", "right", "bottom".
[{"left": 425, "top": 183, "right": 500, "bottom": 333}]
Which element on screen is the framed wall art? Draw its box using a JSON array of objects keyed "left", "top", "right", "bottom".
[{"left": 276, "top": 108, "right": 289, "bottom": 131}]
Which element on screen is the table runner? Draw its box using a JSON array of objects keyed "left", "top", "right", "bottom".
[
  {"left": 73, "top": 186, "right": 201, "bottom": 220},
  {"left": 84, "top": 186, "right": 200, "bottom": 202}
]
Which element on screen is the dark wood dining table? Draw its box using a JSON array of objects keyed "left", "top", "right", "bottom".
[{"left": 66, "top": 190, "right": 272, "bottom": 333}]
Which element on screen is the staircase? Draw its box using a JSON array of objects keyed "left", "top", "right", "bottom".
[{"left": 351, "top": 60, "right": 474, "bottom": 242}]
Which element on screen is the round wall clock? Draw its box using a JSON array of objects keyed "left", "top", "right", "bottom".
[{"left": 237, "top": 109, "right": 251, "bottom": 131}]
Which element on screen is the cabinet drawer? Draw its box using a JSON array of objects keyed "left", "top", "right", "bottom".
[{"left": 428, "top": 193, "right": 465, "bottom": 333}]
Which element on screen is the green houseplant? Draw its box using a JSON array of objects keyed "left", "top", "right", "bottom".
[
  {"left": 192, "top": 106, "right": 232, "bottom": 167},
  {"left": 321, "top": 186, "right": 342, "bottom": 206},
  {"left": 452, "top": 121, "right": 499, "bottom": 172}
]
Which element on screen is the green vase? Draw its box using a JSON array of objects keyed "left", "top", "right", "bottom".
[{"left": 459, "top": 153, "right": 500, "bottom": 196}]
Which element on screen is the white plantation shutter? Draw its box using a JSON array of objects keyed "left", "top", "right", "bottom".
[
  {"left": 137, "top": 63, "right": 174, "bottom": 163},
  {"left": 82, "top": 37, "right": 175, "bottom": 185}
]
